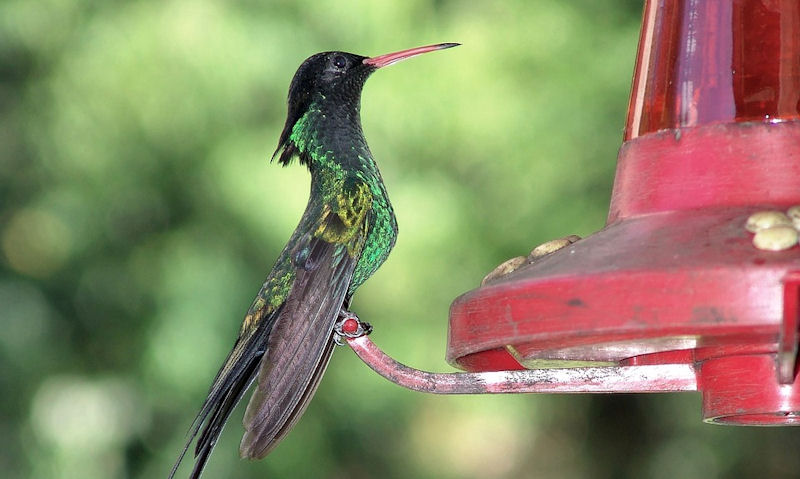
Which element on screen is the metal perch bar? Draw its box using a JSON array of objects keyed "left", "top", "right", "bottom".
[{"left": 343, "top": 335, "right": 699, "bottom": 394}]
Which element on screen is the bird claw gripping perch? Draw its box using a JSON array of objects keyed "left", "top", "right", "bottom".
[{"left": 333, "top": 311, "right": 372, "bottom": 345}]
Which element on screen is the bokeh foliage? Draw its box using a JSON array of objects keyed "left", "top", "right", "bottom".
[{"left": 2, "top": 0, "right": 799, "bottom": 478}]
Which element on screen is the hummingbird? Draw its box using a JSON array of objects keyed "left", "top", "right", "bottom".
[{"left": 169, "top": 42, "right": 459, "bottom": 478}]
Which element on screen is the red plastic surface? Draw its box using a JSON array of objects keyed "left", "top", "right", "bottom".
[
  {"left": 448, "top": 122, "right": 800, "bottom": 423},
  {"left": 610, "top": 122, "right": 800, "bottom": 222},
  {"left": 449, "top": 200, "right": 798, "bottom": 368},
  {"left": 448, "top": 123, "right": 800, "bottom": 423},
  {"left": 449, "top": 122, "right": 800, "bottom": 369},
  {"left": 779, "top": 272, "right": 800, "bottom": 382},
  {"left": 625, "top": 0, "right": 800, "bottom": 140},
  {"left": 700, "top": 354, "right": 800, "bottom": 425}
]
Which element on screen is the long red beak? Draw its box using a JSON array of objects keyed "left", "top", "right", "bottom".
[{"left": 363, "top": 43, "right": 460, "bottom": 68}]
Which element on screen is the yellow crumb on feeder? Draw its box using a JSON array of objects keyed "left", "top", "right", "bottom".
[
  {"left": 481, "top": 256, "right": 528, "bottom": 285},
  {"left": 529, "top": 235, "right": 581, "bottom": 260},
  {"left": 752, "top": 226, "right": 798, "bottom": 251},
  {"left": 745, "top": 210, "right": 792, "bottom": 233}
]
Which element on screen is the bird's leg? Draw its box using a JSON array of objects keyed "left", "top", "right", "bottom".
[{"left": 333, "top": 309, "right": 372, "bottom": 345}]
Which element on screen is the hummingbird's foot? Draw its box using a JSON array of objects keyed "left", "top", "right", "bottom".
[{"left": 333, "top": 309, "right": 372, "bottom": 345}]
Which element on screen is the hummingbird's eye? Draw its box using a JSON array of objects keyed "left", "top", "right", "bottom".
[{"left": 332, "top": 55, "right": 347, "bottom": 69}]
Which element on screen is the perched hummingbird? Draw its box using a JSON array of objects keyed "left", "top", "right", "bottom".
[{"left": 169, "top": 42, "right": 459, "bottom": 478}]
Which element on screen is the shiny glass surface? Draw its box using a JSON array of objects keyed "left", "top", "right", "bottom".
[{"left": 625, "top": 0, "right": 800, "bottom": 140}]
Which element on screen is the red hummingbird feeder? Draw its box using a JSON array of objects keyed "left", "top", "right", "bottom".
[{"left": 343, "top": 0, "right": 800, "bottom": 425}]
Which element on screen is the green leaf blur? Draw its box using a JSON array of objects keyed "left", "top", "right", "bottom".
[{"left": 2, "top": 1, "right": 799, "bottom": 478}]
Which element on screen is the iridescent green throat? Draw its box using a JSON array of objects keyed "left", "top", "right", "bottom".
[{"left": 288, "top": 99, "right": 398, "bottom": 295}]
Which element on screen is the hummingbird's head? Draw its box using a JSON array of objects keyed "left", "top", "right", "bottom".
[
  {"left": 289, "top": 51, "right": 373, "bottom": 104},
  {"left": 273, "top": 43, "right": 459, "bottom": 165},
  {"left": 274, "top": 51, "right": 371, "bottom": 152}
]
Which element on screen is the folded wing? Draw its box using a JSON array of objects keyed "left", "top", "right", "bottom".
[
  {"left": 168, "top": 178, "right": 372, "bottom": 478},
  {"left": 240, "top": 180, "right": 372, "bottom": 458}
]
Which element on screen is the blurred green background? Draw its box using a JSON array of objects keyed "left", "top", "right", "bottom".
[{"left": 2, "top": 0, "right": 800, "bottom": 478}]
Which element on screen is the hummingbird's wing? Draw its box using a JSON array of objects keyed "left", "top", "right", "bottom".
[
  {"left": 169, "top": 180, "right": 372, "bottom": 478},
  {"left": 239, "top": 180, "right": 372, "bottom": 459}
]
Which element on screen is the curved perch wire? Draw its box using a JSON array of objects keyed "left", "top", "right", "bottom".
[{"left": 343, "top": 334, "right": 698, "bottom": 395}]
